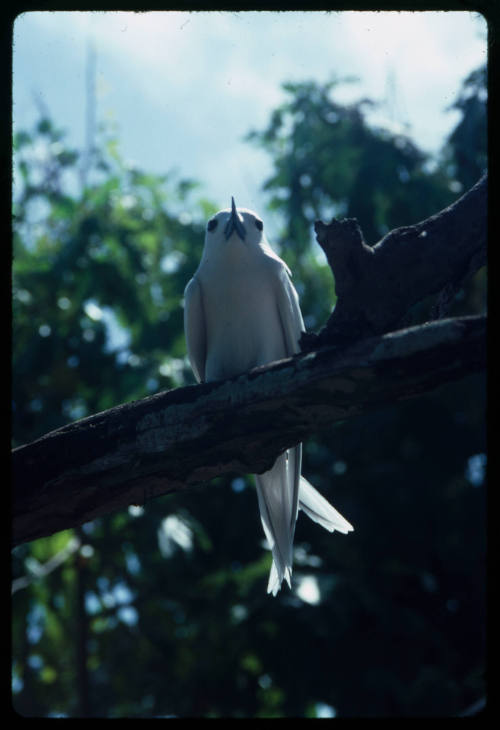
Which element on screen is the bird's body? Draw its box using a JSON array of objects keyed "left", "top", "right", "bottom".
[{"left": 184, "top": 199, "right": 353, "bottom": 595}]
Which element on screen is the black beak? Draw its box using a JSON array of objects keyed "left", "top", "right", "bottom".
[{"left": 224, "top": 196, "right": 246, "bottom": 241}]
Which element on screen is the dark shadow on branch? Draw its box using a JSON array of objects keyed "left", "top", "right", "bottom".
[{"left": 301, "top": 173, "right": 487, "bottom": 350}]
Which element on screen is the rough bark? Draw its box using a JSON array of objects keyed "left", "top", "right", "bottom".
[
  {"left": 12, "top": 315, "right": 485, "bottom": 546},
  {"left": 301, "top": 173, "right": 487, "bottom": 349}
]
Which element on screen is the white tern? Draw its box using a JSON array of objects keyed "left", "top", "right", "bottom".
[{"left": 184, "top": 198, "right": 353, "bottom": 595}]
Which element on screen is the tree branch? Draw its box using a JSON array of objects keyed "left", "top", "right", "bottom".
[
  {"left": 301, "top": 173, "right": 487, "bottom": 349},
  {"left": 12, "top": 315, "right": 485, "bottom": 546}
]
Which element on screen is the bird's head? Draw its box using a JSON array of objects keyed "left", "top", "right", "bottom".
[{"left": 204, "top": 197, "right": 265, "bottom": 248}]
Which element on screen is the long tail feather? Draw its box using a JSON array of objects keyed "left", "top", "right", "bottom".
[
  {"left": 255, "top": 448, "right": 300, "bottom": 596},
  {"left": 299, "top": 477, "right": 354, "bottom": 534}
]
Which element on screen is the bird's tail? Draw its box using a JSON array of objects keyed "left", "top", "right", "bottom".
[
  {"left": 298, "top": 476, "right": 354, "bottom": 534},
  {"left": 255, "top": 449, "right": 354, "bottom": 597},
  {"left": 255, "top": 449, "right": 301, "bottom": 597}
]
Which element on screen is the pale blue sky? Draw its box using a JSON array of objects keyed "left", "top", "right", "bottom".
[{"left": 13, "top": 10, "right": 487, "bottom": 219}]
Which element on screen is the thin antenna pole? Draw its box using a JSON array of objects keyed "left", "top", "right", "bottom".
[{"left": 81, "top": 24, "right": 96, "bottom": 191}]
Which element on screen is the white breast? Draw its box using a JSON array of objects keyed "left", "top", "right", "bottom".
[{"left": 198, "top": 246, "right": 288, "bottom": 381}]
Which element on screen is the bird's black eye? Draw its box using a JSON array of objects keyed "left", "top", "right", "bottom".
[
  {"left": 207, "top": 218, "right": 218, "bottom": 232},
  {"left": 255, "top": 219, "right": 263, "bottom": 231}
]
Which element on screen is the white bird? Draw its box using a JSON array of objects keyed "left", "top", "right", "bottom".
[{"left": 184, "top": 198, "right": 353, "bottom": 595}]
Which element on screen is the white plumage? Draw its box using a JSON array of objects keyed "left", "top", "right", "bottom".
[{"left": 184, "top": 198, "right": 353, "bottom": 595}]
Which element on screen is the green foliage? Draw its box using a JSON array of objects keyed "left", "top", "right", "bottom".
[
  {"left": 12, "top": 118, "right": 211, "bottom": 445},
  {"left": 245, "top": 77, "right": 464, "bottom": 333},
  {"left": 246, "top": 77, "right": 457, "bottom": 248},
  {"left": 12, "top": 70, "right": 486, "bottom": 718},
  {"left": 441, "top": 65, "right": 487, "bottom": 192}
]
